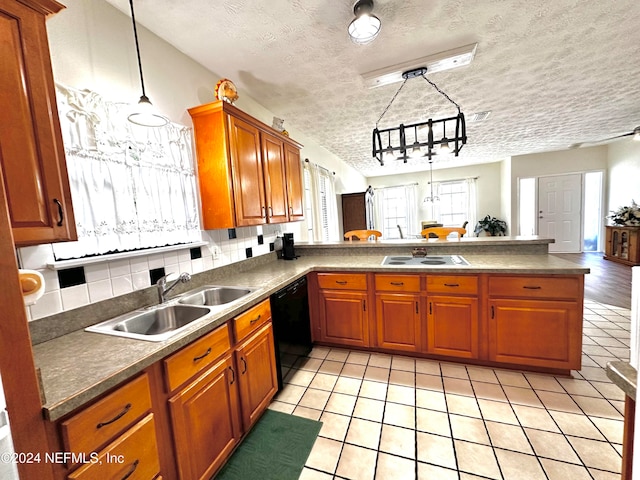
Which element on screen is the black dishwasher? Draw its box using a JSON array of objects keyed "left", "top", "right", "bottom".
[{"left": 270, "top": 277, "right": 312, "bottom": 389}]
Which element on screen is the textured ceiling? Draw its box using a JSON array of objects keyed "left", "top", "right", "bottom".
[{"left": 105, "top": 0, "right": 640, "bottom": 177}]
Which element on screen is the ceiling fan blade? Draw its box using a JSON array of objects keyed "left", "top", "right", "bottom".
[{"left": 570, "top": 126, "right": 640, "bottom": 149}]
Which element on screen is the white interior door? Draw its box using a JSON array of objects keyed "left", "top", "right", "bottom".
[{"left": 538, "top": 173, "right": 582, "bottom": 253}]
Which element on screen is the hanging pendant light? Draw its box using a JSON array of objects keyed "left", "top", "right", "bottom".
[{"left": 127, "top": 0, "right": 168, "bottom": 127}]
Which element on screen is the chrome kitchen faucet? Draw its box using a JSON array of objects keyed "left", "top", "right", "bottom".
[{"left": 157, "top": 272, "right": 191, "bottom": 303}]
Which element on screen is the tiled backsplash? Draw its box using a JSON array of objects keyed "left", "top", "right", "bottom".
[{"left": 18, "top": 225, "right": 286, "bottom": 321}]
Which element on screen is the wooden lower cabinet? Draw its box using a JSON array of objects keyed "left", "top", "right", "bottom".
[
  {"left": 168, "top": 300, "right": 277, "bottom": 480},
  {"left": 235, "top": 322, "right": 279, "bottom": 431},
  {"left": 427, "top": 295, "right": 479, "bottom": 359},
  {"left": 169, "top": 355, "right": 241, "bottom": 480},
  {"left": 488, "top": 298, "right": 581, "bottom": 369},
  {"left": 68, "top": 414, "right": 160, "bottom": 480},
  {"left": 488, "top": 275, "right": 583, "bottom": 371},
  {"left": 312, "top": 271, "right": 584, "bottom": 373},
  {"left": 319, "top": 289, "right": 369, "bottom": 347},
  {"left": 375, "top": 293, "right": 421, "bottom": 352}
]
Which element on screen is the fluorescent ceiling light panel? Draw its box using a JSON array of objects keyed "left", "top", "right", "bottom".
[{"left": 362, "top": 43, "right": 478, "bottom": 88}]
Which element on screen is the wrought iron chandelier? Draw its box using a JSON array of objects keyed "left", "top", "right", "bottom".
[{"left": 372, "top": 67, "right": 466, "bottom": 165}]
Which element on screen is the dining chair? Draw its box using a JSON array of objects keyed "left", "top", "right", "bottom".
[
  {"left": 420, "top": 227, "right": 467, "bottom": 240},
  {"left": 344, "top": 229, "right": 382, "bottom": 241}
]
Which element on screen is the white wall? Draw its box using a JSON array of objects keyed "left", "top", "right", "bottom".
[
  {"left": 509, "top": 146, "right": 609, "bottom": 229},
  {"left": 607, "top": 141, "right": 640, "bottom": 214},
  {"left": 367, "top": 161, "right": 504, "bottom": 230},
  {"left": 46, "top": 0, "right": 366, "bottom": 240}
]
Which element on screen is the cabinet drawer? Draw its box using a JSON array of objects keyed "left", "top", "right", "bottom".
[
  {"left": 318, "top": 273, "right": 367, "bottom": 291},
  {"left": 489, "top": 276, "right": 580, "bottom": 299},
  {"left": 68, "top": 413, "right": 160, "bottom": 480},
  {"left": 375, "top": 274, "right": 420, "bottom": 292},
  {"left": 164, "top": 324, "right": 231, "bottom": 392},
  {"left": 233, "top": 299, "right": 271, "bottom": 342},
  {"left": 61, "top": 374, "right": 152, "bottom": 457},
  {"left": 427, "top": 275, "right": 478, "bottom": 295}
]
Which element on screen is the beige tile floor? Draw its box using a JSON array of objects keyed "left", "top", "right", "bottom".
[{"left": 269, "top": 299, "right": 631, "bottom": 480}]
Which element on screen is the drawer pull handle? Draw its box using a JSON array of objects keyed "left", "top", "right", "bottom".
[
  {"left": 390, "top": 282, "right": 404, "bottom": 286},
  {"left": 523, "top": 285, "right": 542, "bottom": 289},
  {"left": 121, "top": 459, "right": 139, "bottom": 480},
  {"left": 229, "top": 366, "right": 236, "bottom": 384},
  {"left": 53, "top": 198, "right": 64, "bottom": 226},
  {"left": 96, "top": 403, "right": 131, "bottom": 429},
  {"left": 444, "top": 283, "right": 460, "bottom": 287},
  {"left": 240, "top": 356, "right": 247, "bottom": 374},
  {"left": 336, "top": 280, "right": 348, "bottom": 285},
  {"left": 250, "top": 314, "right": 261, "bottom": 325},
  {"left": 429, "top": 302, "right": 432, "bottom": 315},
  {"left": 193, "top": 347, "right": 212, "bottom": 362}
]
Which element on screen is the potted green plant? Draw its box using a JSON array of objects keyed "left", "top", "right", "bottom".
[{"left": 474, "top": 215, "right": 508, "bottom": 236}]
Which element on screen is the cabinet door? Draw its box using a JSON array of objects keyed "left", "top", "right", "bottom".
[
  {"left": 284, "top": 143, "right": 304, "bottom": 221},
  {"left": 427, "top": 295, "right": 479, "bottom": 359},
  {"left": 0, "top": 0, "right": 76, "bottom": 245},
  {"left": 169, "top": 355, "right": 240, "bottom": 480},
  {"left": 488, "top": 298, "right": 581, "bottom": 370},
  {"left": 235, "top": 323, "right": 278, "bottom": 431},
  {"left": 376, "top": 293, "right": 421, "bottom": 352},
  {"left": 261, "top": 132, "right": 289, "bottom": 223},
  {"left": 319, "top": 290, "right": 369, "bottom": 347},
  {"left": 228, "top": 114, "right": 265, "bottom": 226}
]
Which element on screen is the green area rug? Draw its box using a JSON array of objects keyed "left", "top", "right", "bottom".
[{"left": 214, "top": 409, "right": 322, "bottom": 480}]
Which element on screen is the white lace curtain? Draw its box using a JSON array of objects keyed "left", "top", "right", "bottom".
[{"left": 52, "top": 84, "right": 201, "bottom": 260}]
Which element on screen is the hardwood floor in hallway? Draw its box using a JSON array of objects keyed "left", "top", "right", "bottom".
[{"left": 551, "top": 252, "right": 632, "bottom": 309}]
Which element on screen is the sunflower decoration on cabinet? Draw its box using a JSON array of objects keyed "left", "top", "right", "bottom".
[{"left": 214, "top": 78, "right": 239, "bottom": 104}]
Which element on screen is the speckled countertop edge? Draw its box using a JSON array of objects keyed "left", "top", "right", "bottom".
[
  {"left": 296, "top": 235, "right": 554, "bottom": 247},
  {"left": 35, "top": 253, "right": 589, "bottom": 421},
  {"left": 606, "top": 361, "right": 637, "bottom": 400}
]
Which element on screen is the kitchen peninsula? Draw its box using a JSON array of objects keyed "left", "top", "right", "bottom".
[{"left": 32, "top": 235, "right": 588, "bottom": 479}]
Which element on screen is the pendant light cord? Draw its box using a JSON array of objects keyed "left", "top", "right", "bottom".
[
  {"left": 375, "top": 78, "right": 408, "bottom": 128},
  {"left": 376, "top": 71, "right": 462, "bottom": 129},
  {"left": 129, "top": 0, "right": 147, "bottom": 98},
  {"left": 421, "top": 74, "right": 461, "bottom": 114}
]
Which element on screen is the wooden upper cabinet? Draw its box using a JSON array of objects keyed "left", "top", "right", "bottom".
[
  {"left": 261, "top": 132, "right": 288, "bottom": 223},
  {"left": 0, "top": 0, "right": 77, "bottom": 246},
  {"left": 188, "top": 101, "right": 303, "bottom": 229},
  {"left": 229, "top": 115, "right": 266, "bottom": 226},
  {"left": 284, "top": 143, "right": 304, "bottom": 221}
]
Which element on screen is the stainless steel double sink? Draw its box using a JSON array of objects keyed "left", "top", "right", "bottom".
[{"left": 85, "top": 285, "right": 254, "bottom": 342}]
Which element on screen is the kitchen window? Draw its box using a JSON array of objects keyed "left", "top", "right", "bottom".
[
  {"left": 432, "top": 178, "right": 477, "bottom": 230},
  {"left": 304, "top": 161, "right": 339, "bottom": 241},
  {"left": 374, "top": 184, "right": 419, "bottom": 239},
  {"left": 51, "top": 84, "right": 201, "bottom": 260}
]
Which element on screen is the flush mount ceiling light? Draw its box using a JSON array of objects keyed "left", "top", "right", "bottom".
[
  {"left": 372, "top": 67, "right": 467, "bottom": 165},
  {"left": 127, "top": 0, "right": 168, "bottom": 127},
  {"left": 348, "top": 0, "right": 381, "bottom": 45},
  {"left": 362, "top": 43, "right": 477, "bottom": 88}
]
